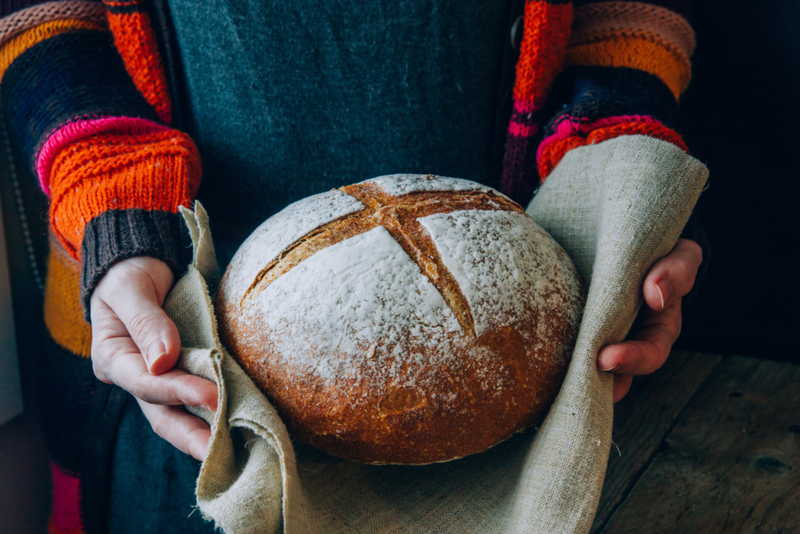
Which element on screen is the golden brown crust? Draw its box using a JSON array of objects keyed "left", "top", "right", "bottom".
[{"left": 216, "top": 181, "right": 584, "bottom": 465}]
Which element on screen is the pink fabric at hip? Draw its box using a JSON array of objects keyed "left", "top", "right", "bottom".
[{"left": 50, "top": 461, "right": 82, "bottom": 532}]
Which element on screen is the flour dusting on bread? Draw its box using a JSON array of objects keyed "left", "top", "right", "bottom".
[{"left": 215, "top": 174, "right": 585, "bottom": 465}]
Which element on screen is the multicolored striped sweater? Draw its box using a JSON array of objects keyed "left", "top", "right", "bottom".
[{"left": 0, "top": 1, "right": 694, "bottom": 532}]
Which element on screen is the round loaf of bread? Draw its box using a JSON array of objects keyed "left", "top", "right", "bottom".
[{"left": 216, "top": 174, "right": 585, "bottom": 465}]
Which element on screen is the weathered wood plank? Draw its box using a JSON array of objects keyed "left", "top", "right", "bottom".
[
  {"left": 591, "top": 351, "right": 722, "bottom": 532},
  {"left": 600, "top": 357, "right": 800, "bottom": 534}
]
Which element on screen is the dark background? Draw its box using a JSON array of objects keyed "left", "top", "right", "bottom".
[{"left": 676, "top": 1, "right": 800, "bottom": 361}]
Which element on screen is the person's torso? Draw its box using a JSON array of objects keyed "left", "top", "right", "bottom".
[{"left": 167, "top": 0, "right": 521, "bottom": 255}]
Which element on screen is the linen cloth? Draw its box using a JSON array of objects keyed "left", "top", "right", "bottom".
[{"left": 166, "top": 135, "right": 709, "bottom": 534}]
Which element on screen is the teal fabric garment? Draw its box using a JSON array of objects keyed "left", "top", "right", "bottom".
[
  {"left": 108, "top": 397, "right": 217, "bottom": 534},
  {"left": 103, "top": 8, "right": 519, "bottom": 530},
  {"left": 167, "top": 0, "right": 517, "bottom": 249}
]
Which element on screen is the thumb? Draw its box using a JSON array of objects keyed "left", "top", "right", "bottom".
[{"left": 93, "top": 257, "right": 180, "bottom": 374}]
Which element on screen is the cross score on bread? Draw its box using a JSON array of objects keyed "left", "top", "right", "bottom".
[
  {"left": 217, "top": 175, "right": 584, "bottom": 464},
  {"left": 240, "top": 181, "right": 526, "bottom": 339}
]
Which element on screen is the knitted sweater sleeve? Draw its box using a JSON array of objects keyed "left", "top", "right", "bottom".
[
  {"left": 0, "top": 0, "right": 199, "bottom": 319},
  {"left": 502, "top": 0, "right": 694, "bottom": 203}
]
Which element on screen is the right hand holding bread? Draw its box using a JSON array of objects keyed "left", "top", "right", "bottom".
[{"left": 89, "top": 256, "right": 218, "bottom": 461}]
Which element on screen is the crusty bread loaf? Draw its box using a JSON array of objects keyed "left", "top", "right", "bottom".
[{"left": 215, "top": 174, "right": 585, "bottom": 465}]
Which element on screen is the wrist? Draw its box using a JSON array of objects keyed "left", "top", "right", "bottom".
[{"left": 80, "top": 209, "right": 193, "bottom": 321}]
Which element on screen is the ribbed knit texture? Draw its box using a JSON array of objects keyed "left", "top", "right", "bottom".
[
  {"left": 501, "top": 0, "right": 574, "bottom": 203},
  {"left": 538, "top": 116, "right": 687, "bottom": 177},
  {"left": 0, "top": 1, "right": 105, "bottom": 46},
  {"left": 79, "top": 209, "right": 193, "bottom": 320},
  {"left": 36, "top": 116, "right": 169, "bottom": 194},
  {"left": 0, "top": 18, "right": 105, "bottom": 79},
  {"left": 0, "top": 0, "right": 70, "bottom": 17},
  {"left": 525, "top": 0, "right": 694, "bottom": 181},
  {"left": 544, "top": 66, "right": 679, "bottom": 133},
  {"left": 569, "top": 2, "right": 695, "bottom": 57},
  {"left": 575, "top": 0, "right": 690, "bottom": 18},
  {"left": 565, "top": 1, "right": 694, "bottom": 99},
  {"left": 44, "top": 238, "right": 92, "bottom": 358},
  {"left": 103, "top": 0, "right": 172, "bottom": 124},
  {"left": 565, "top": 33, "right": 690, "bottom": 98},
  {"left": 49, "top": 129, "right": 200, "bottom": 259},
  {"left": 1, "top": 30, "right": 160, "bottom": 165}
]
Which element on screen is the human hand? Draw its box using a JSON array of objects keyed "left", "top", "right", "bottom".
[
  {"left": 597, "top": 239, "right": 703, "bottom": 403},
  {"left": 90, "top": 256, "right": 218, "bottom": 460}
]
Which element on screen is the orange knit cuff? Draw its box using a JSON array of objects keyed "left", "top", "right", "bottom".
[
  {"left": 49, "top": 129, "right": 201, "bottom": 259},
  {"left": 538, "top": 122, "right": 688, "bottom": 179}
]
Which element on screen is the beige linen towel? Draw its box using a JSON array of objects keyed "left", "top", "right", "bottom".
[{"left": 166, "top": 135, "right": 708, "bottom": 534}]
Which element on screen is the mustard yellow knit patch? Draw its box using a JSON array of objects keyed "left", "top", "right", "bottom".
[{"left": 44, "top": 244, "right": 92, "bottom": 359}]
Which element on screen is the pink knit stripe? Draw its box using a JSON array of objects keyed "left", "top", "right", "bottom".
[
  {"left": 571, "top": 1, "right": 695, "bottom": 57},
  {"left": 36, "top": 116, "right": 169, "bottom": 194},
  {"left": 508, "top": 121, "right": 539, "bottom": 138},
  {"left": 50, "top": 461, "right": 83, "bottom": 532},
  {"left": 537, "top": 114, "right": 663, "bottom": 162},
  {"left": 0, "top": 2, "right": 107, "bottom": 49}
]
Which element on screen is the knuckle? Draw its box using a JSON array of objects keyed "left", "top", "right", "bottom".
[
  {"left": 91, "top": 361, "right": 112, "bottom": 384},
  {"left": 671, "top": 313, "right": 683, "bottom": 342},
  {"left": 125, "top": 382, "right": 148, "bottom": 402},
  {"left": 92, "top": 312, "right": 119, "bottom": 336},
  {"left": 679, "top": 238, "right": 703, "bottom": 263},
  {"left": 668, "top": 257, "right": 698, "bottom": 294},
  {"left": 673, "top": 256, "right": 697, "bottom": 277},
  {"left": 148, "top": 415, "right": 168, "bottom": 440},
  {"left": 133, "top": 374, "right": 181, "bottom": 406},
  {"left": 163, "top": 375, "right": 189, "bottom": 405},
  {"left": 128, "top": 372, "right": 161, "bottom": 403},
  {"left": 102, "top": 263, "right": 150, "bottom": 299},
  {"left": 637, "top": 341, "right": 664, "bottom": 374},
  {"left": 96, "top": 263, "right": 128, "bottom": 295},
  {"left": 126, "top": 311, "right": 158, "bottom": 344},
  {"left": 90, "top": 344, "right": 111, "bottom": 381}
]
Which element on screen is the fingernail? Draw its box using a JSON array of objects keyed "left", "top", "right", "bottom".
[
  {"left": 597, "top": 351, "right": 618, "bottom": 372},
  {"left": 146, "top": 340, "right": 166, "bottom": 371},
  {"left": 655, "top": 279, "right": 672, "bottom": 310}
]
